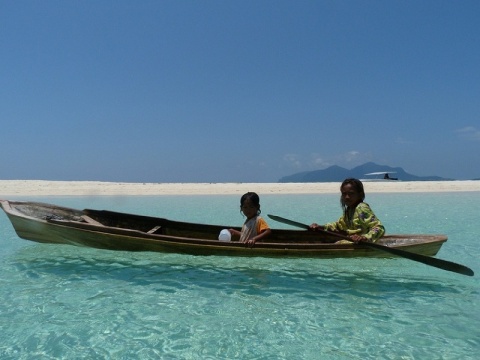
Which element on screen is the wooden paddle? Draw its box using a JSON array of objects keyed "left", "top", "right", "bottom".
[{"left": 267, "top": 214, "right": 474, "bottom": 277}]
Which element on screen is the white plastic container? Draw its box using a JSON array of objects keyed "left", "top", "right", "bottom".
[{"left": 218, "top": 229, "right": 231, "bottom": 242}]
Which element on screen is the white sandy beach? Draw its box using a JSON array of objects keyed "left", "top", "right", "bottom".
[{"left": 0, "top": 180, "right": 479, "bottom": 196}]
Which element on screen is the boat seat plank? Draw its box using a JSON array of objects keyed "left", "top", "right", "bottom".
[
  {"left": 81, "top": 215, "right": 104, "bottom": 226},
  {"left": 147, "top": 225, "right": 162, "bottom": 234}
]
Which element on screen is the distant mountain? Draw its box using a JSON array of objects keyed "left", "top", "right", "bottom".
[{"left": 278, "top": 162, "right": 453, "bottom": 182}]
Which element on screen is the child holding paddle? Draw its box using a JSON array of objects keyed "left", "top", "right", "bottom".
[
  {"left": 229, "top": 192, "right": 271, "bottom": 246},
  {"left": 310, "top": 178, "right": 385, "bottom": 243}
]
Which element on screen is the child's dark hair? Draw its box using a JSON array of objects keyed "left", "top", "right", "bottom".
[
  {"left": 340, "top": 178, "right": 365, "bottom": 208},
  {"left": 240, "top": 192, "right": 261, "bottom": 215}
]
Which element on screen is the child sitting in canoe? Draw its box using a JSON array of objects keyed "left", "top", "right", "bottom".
[
  {"left": 229, "top": 192, "right": 271, "bottom": 246},
  {"left": 310, "top": 178, "right": 385, "bottom": 243}
]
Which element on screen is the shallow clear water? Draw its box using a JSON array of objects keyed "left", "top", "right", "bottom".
[{"left": 1, "top": 193, "right": 479, "bottom": 359}]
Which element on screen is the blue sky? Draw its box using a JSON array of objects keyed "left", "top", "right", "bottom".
[{"left": 1, "top": 1, "right": 479, "bottom": 182}]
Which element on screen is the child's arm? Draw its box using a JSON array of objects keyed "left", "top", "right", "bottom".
[{"left": 228, "top": 228, "right": 241, "bottom": 238}]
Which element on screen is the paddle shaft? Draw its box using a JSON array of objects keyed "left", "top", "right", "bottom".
[{"left": 267, "top": 214, "right": 474, "bottom": 277}]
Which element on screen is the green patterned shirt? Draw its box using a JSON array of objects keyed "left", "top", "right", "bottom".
[{"left": 324, "top": 202, "right": 385, "bottom": 242}]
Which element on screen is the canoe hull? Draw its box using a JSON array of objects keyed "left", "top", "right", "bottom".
[{"left": 1, "top": 200, "right": 447, "bottom": 258}]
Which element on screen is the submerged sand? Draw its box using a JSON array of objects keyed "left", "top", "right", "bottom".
[{"left": 0, "top": 180, "right": 479, "bottom": 196}]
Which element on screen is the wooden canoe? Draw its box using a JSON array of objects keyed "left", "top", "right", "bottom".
[{"left": 0, "top": 200, "right": 447, "bottom": 258}]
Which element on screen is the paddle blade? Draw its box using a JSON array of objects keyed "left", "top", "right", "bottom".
[{"left": 364, "top": 242, "right": 474, "bottom": 277}]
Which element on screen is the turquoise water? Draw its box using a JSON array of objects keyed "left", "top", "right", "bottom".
[{"left": 1, "top": 193, "right": 479, "bottom": 359}]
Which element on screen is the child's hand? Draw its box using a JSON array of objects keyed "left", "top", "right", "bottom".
[
  {"left": 349, "top": 234, "right": 367, "bottom": 243},
  {"left": 309, "top": 223, "right": 323, "bottom": 231}
]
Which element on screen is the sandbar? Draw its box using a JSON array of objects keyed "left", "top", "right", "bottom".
[{"left": 0, "top": 180, "right": 479, "bottom": 196}]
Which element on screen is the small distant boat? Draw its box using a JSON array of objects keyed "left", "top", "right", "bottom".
[
  {"left": 0, "top": 200, "right": 447, "bottom": 259},
  {"left": 361, "top": 172, "right": 399, "bottom": 182}
]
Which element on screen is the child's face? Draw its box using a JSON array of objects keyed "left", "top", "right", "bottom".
[
  {"left": 341, "top": 183, "right": 362, "bottom": 207},
  {"left": 241, "top": 199, "right": 259, "bottom": 219}
]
